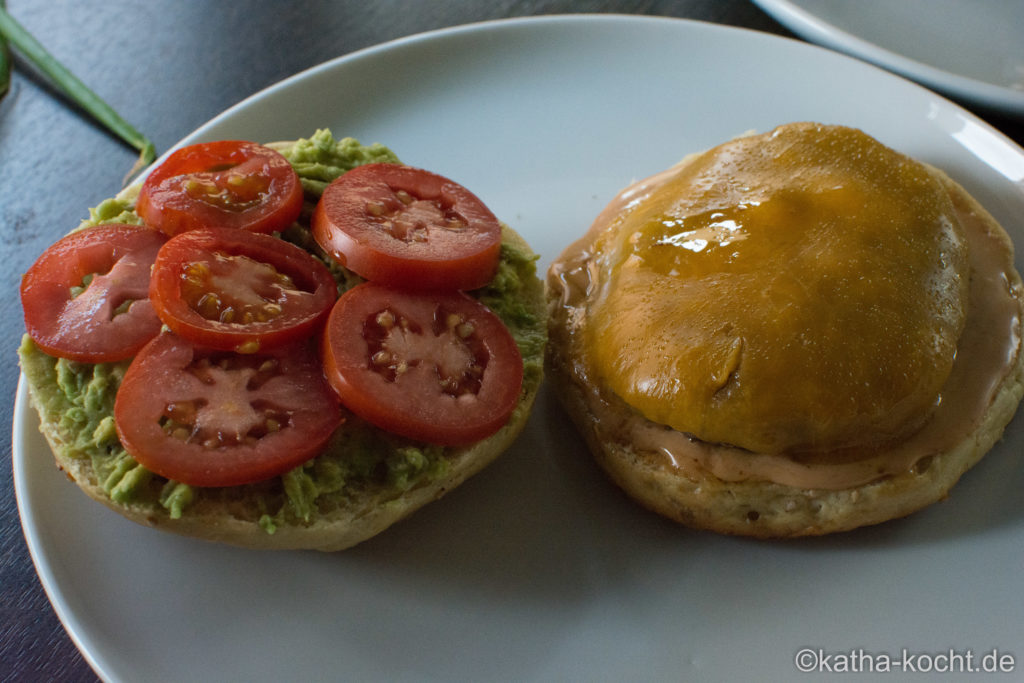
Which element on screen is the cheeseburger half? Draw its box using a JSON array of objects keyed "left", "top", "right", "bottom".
[{"left": 546, "top": 122, "right": 1024, "bottom": 537}]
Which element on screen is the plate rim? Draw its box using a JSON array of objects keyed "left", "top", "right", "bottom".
[
  {"left": 12, "top": 377, "right": 111, "bottom": 680},
  {"left": 752, "top": 0, "right": 1024, "bottom": 115}
]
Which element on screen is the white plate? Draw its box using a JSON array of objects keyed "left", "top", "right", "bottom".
[
  {"left": 753, "top": 0, "right": 1024, "bottom": 116},
  {"left": 15, "top": 15, "right": 1024, "bottom": 682}
]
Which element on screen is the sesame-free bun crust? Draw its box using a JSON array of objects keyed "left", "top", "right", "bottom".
[
  {"left": 545, "top": 138, "right": 1024, "bottom": 538},
  {"left": 545, "top": 329, "right": 1024, "bottom": 538},
  {"left": 33, "top": 371, "right": 539, "bottom": 552}
]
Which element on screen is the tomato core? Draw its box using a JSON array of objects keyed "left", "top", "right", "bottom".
[{"left": 179, "top": 252, "right": 299, "bottom": 325}]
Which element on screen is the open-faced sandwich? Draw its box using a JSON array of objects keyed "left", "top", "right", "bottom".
[
  {"left": 546, "top": 122, "right": 1024, "bottom": 537},
  {"left": 19, "top": 130, "right": 546, "bottom": 550}
]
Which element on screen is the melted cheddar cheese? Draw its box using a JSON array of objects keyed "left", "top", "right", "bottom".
[{"left": 583, "top": 123, "right": 970, "bottom": 455}]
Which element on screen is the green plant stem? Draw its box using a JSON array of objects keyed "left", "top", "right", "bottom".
[
  {"left": 0, "top": 1, "right": 10, "bottom": 100},
  {"left": 0, "top": 6, "right": 155, "bottom": 172}
]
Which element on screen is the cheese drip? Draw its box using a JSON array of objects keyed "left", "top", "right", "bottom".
[{"left": 584, "top": 123, "right": 970, "bottom": 455}]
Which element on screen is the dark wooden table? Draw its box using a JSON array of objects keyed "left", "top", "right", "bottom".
[{"left": 2, "top": 2, "right": 1022, "bottom": 681}]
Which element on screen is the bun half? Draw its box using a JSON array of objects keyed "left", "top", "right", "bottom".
[{"left": 20, "top": 135, "right": 546, "bottom": 550}]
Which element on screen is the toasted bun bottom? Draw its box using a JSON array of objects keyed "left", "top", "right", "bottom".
[
  {"left": 545, "top": 165, "right": 1024, "bottom": 538},
  {"left": 545, "top": 344, "right": 1023, "bottom": 538},
  {"left": 25, "top": 225, "right": 545, "bottom": 551},
  {"left": 43, "top": 388, "right": 539, "bottom": 551}
]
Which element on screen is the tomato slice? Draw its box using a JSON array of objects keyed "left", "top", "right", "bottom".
[
  {"left": 312, "top": 163, "right": 502, "bottom": 291},
  {"left": 21, "top": 224, "right": 167, "bottom": 363},
  {"left": 136, "top": 140, "right": 303, "bottom": 236},
  {"left": 148, "top": 227, "right": 337, "bottom": 354},
  {"left": 321, "top": 283, "right": 523, "bottom": 446},
  {"left": 114, "top": 333, "right": 343, "bottom": 487}
]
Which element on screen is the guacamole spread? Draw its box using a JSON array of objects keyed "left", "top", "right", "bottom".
[{"left": 19, "top": 129, "right": 545, "bottom": 533}]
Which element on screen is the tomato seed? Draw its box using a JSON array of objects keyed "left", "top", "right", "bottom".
[
  {"left": 184, "top": 178, "right": 219, "bottom": 197},
  {"left": 236, "top": 340, "right": 260, "bottom": 354},
  {"left": 185, "top": 261, "right": 211, "bottom": 279},
  {"left": 196, "top": 293, "right": 222, "bottom": 318}
]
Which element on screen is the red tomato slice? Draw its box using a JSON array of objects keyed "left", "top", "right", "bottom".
[
  {"left": 115, "top": 333, "right": 343, "bottom": 487},
  {"left": 21, "top": 224, "right": 167, "bottom": 363},
  {"left": 312, "top": 163, "right": 502, "bottom": 291},
  {"left": 136, "top": 140, "right": 303, "bottom": 236},
  {"left": 321, "top": 283, "right": 523, "bottom": 446},
  {"left": 149, "top": 227, "right": 337, "bottom": 354}
]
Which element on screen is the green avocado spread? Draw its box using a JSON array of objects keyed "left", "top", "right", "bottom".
[{"left": 18, "top": 129, "right": 545, "bottom": 533}]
